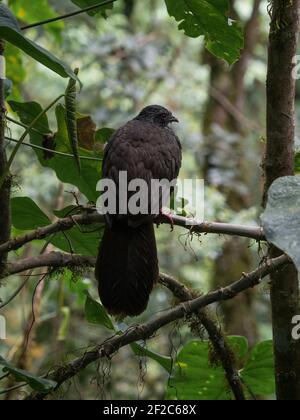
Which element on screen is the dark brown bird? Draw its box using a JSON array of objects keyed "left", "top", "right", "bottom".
[{"left": 95, "top": 105, "right": 182, "bottom": 317}]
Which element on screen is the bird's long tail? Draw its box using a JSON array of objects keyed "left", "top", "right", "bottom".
[{"left": 95, "top": 223, "right": 158, "bottom": 317}]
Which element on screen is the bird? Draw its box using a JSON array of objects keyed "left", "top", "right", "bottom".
[{"left": 95, "top": 105, "right": 182, "bottom": 317}]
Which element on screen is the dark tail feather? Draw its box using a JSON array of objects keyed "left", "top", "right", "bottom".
[{"left": 95, "top": 223, "right": 158, "bottom": 317}]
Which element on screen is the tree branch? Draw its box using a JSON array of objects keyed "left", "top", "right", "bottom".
[
  {"left": 159, "top": 273, "right": 246, "bottom": 400},
  {"left": 2, "top": 252, "right": 95, "bottom": 279},
  {"left": 0, "top": 211, "right": 265, "bottom": 257},
  {"left": 26, "top": 253, "right": 290, "bottom": 400}
]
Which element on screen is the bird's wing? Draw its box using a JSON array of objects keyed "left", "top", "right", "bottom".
[{"left": 102, "top": 120, "right": 182, "bottom": 223}]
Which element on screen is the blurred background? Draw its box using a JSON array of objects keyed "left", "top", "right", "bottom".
[{"left": 0, "top": 0, "right": 280, "bottom": 400}]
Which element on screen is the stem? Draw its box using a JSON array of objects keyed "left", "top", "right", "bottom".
[
  {"left": 5, "top": 136, "right": 102, "bottom": 162},
  {"left": 0, "top": 94, "right": 64, "bottom": 189},
  {"left": 6, "top": 116, "right": 47, "bottom": 136},
  {"left": 21, "top": 0, "right": 118, "bottom": 31},
  {"left": 264, "top": 0, "right": 300, "bottom": 400},
  {"left": 0, "top": 40, "right": 11, "bottom": 274}
]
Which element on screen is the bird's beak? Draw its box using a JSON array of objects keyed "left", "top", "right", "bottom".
[{"left": 170, "top": 115, "right": 179, "bottom": 123}]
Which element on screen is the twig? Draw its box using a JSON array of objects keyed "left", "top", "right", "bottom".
[
  {"left": 5, "top": 136, "right": 102, "bottom": 162},
  {"left": 25, "top": 254, "right": 290, "bottom": 400},
  {"left": 21, "top": 0, "right": 118, "bottom": 30}
]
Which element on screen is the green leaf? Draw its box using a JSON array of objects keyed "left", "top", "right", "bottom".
[
  {"left": 165, "top": 0, "right": 243, "bottom": 64},
  {"left": 167, "top": 337, "right": 275, "bottom": 400},
  {"left": 261, "top": 176, "right": 300, "bottom": 272},
  {"left": 95, "top": 127, "right": 115, "bottom": 144},
  {"left": 71, "top": 0, "right": 114, "bottom": 18},
  {"left": 85, "top": 292, "right": 115, "bottom": 330},
  {"left": 167, "top": 339, "right": 238, "bottom": 400},
  {"left": 53, "top": 206, "right": 79, "bottom": 218},
  {"left": 11, "top": 198, "right": 101, "bottom": 256},
  {"left": 5, "top": 43, "right": 25, "bottom": 99},
  {"left": 8, "top": 0, "right": 64, "bottom": 41},
  {"left": 241, "top": 341, "right": 275, "bottom": 396},
  {"left": 0, "top": 4, "right": 77, "bottom": 80},
  {"left": 130, "top": 342, "right": 172, "bottom": 373},
  {"left": 50, "top": 225, "right": 102, "bottom": 256},
  {"left": 0, "top": 356, "right": 57, "bottom": 393},
  {"left": 9, "top": 101, "right": 103, "bottom": 203},
  {"left": 11, "top": 197, "right": 51, "bottom": 230}
]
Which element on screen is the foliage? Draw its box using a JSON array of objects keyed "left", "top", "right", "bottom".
[
  {"left": 0, "top": 0, "right": 293, "bottom": 402},
  {"left": 167, "top": 338, "right": 275, "bottom": 400},
  {"left": 165, "top": 0, "right": 244, "bottom": 64}
]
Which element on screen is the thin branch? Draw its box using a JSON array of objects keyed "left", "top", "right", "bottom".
[
  {"left": 26, "top": 254, "right": 290, "bottom": 400},
  {"left": 5, "top": 136, "right": 103, "bottom": 162},
  {"left": 0, "top": 212, "right": 265, "bottom": 257},
  {"left": 159, "top": 273, "right": 246, "bottom": 400},
  {"left": 21, "top": 0, "right": 118, "bottom": 31},
  {"left": 6, "top": 116, "right": 47, "bottom": 136},
  {"left": 2, "top": 252, "right": 95, "bottom": 278}
]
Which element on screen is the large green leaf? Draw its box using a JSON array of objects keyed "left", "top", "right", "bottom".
[
  {"left": 167, "top": 338, "right": 242, "bottom": 400},
  {"left": 241, "top": 341, "right": 275, "bottom": 396},
  {"left": 11, "top": 196, "right": 51, "bottom": 230},
  {"left": 85, "top": 292, "right": 115, "bottom": 330},
  {"left": 0, "top": 4, "right": 76, "bottom": 79},
  {"left": 0, "top": 356, "right": 57, "bottom": 393},
  {"left": 165, "top": 0, "right": 243, "bottom": 65},
  {"left": 71, "top": 0, "right": 114, "bottom": 17},
  {"left": 167, "top": 337, "right": 275, "bottom": 400},
  {"left": 8, "top": 0, "right": 63, "bottom": 41},
  {"left": 130, "top": 342, "right": 172, "bottom": 374},
  {"left": 11, "top": 198, "right": 102, "bottom": 256},
  {"left": 51, "top": 224, "right": 101, "bottom": 256},
  {"left": 5, "top": 43, "right": 25, "bottom": 99},
  {"left": 9, "top": 101, "right": 103, "bottom": 203},
  {"left": 261, "top": 176, "right": 300, "bottom": 272}
]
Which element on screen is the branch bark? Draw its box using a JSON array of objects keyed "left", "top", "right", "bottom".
[
  {"left": 0, "top": 40, "right": 11, "bottom": 276},
  {"left": 264, "top": 0, "right": 300, "bottom": 400},
  {"left": 2, "top": 252, "right": 95, "bottom": 279},
  {"left": 0, "top": 211, "right": 265, "bottom": 257},
  {"left": 160, "top": 273, "right": 246, "bottom": 400},
  {"left": 26, "top": 253, "right": 290, "bottom": 400}
]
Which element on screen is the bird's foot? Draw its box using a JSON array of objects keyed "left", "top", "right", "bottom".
[{"left": 156, "top": 210, "right": 175, "bottom": 232}]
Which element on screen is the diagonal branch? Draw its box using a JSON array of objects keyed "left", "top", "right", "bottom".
[
  {"left": 0, "top": 211, "right": 265, "bottom": 257},
  {"left": 160, "top": 273, "right": 246, "bottom": 400},
  {"left": 26, "top": 253, "right": 290, "bottom": 400}
]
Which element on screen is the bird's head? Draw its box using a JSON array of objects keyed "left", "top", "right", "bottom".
[{"left": 135, "top": 105, "right": 179, "bottom": 128}]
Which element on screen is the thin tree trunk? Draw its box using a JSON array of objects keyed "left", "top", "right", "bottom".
[
  {"left": 0, "top": 40, "right": 11, "bottom": 275},
  {"left": 264, "top": 0, "right": 300, "bottom": 400}
]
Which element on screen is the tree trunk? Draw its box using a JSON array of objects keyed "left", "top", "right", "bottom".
[
  {"left": 264, "top": 0, "right": 300, "bottom": 400},
  {"left": 0, "top": 40, "right": 11, "bottom": 276}
]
